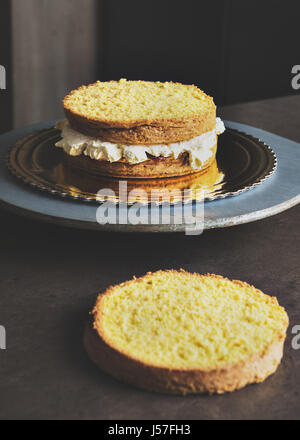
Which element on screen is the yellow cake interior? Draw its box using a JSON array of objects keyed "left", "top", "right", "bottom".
[
  {"left": 94, "top": 271, "right": 288, "bottom": 370},
  {"left": 63, "top": 79, "right": 215, "bottom": 123}
]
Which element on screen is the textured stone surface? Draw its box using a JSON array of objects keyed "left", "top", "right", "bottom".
[{"left": 0, "top": 96, "right": 300, "bottom": 419}]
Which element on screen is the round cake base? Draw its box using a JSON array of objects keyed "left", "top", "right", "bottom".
[{"left": 63, "top": 145, "right": 217, "bottom": 179}]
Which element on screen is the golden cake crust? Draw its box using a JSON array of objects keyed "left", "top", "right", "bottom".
[
  {"left": 63, "top": 145, "right": 217, "bottom": 179},
  {"left": 63, "top": 80, "right": 216, "bottom": 144},
  {"left": 84, "top": 271, "right": 289, "bottom": 395},
  {"left": 65, "top": 109, "right": 216, "bottom": 145},
  {"left": 84, "top": 322, "right": 285, "bottom": 395}
]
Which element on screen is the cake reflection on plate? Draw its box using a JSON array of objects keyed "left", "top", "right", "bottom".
[{"left": 52, "top": 157, "right": 225, "bottom": 205}]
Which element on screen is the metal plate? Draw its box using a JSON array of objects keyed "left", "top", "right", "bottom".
[
  {"left": 0, "top": 120, "right": 299, "bottom": 232},
  {"left": 6, "top": 126, "right": 276, "bottom": 205}
]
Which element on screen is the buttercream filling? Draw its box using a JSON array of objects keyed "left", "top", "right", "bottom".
[{"left": 55, "top": 118, "right": 225, "bottom": 170}]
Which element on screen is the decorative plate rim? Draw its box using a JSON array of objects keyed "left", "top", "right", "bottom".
[{"left": 6, "top": 126, "right": 277, "bottom": 206}]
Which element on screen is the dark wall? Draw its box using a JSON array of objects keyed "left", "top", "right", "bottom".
[
  {"left": 224, "top": 1, "right": 299, "bottom": 104},
  {"left": 101, "top": 0, "right": 224, "bottom": 101},
  {"left": 101, "top": 0, "right": 300, "bottom": 105},
  {"left": 11, "top": 0, "right": 98, "bottom": 129},
  {"left": 0, "top": 0, "right": 98, "bottom": 134},
  {"left": 0, "top": 0, "right": 299, "bottom": 134}
]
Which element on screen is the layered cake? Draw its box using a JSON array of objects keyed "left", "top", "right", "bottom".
[{"left": 55, "top": 79, "right": 225, "bottom": 179}]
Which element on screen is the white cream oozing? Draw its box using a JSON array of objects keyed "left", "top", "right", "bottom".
[{"left": 55, "top": 118, "right": 225, "bottom": 170}]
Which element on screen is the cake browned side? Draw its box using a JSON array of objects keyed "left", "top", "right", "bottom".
[
  {"left": 64, "top": 109, "right": 216, "bottom": 145},
  {"left": 84, "top": 322, "right": 285, "bottom": 395},
  {"left": 63, "top": 80, "right": 216, "bottom": 145}
]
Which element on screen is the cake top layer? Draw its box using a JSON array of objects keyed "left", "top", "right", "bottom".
[
  {"left": 93, "top": 270, "right": 288, "bottom": 370},
  {"left": 63, "top": 79, "right": 216, "bottom": 128}
]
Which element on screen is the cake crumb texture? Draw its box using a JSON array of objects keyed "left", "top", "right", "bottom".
[
  {"left": 64, "top": 79, "right": 216, "bottom": 128},
  {"left": 92, "top": 270, "right": 288, "bottom": 371}
]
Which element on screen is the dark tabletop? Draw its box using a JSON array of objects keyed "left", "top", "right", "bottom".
[{"left": 0, "top": 95, "right": 300, "bottom": 420}]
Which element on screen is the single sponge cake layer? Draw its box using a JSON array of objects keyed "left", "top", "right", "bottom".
[
  {"left": 64, "top": 79, "right": 215, "bottom": 127},
  {"left": 64, "top": 79, "right": 216, "bottom": 144},
  {"left": 85, "top": 270, "right": 288, "bottom": 394}
]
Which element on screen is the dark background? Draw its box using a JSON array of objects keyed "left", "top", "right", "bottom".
[
  {"left": 1, "top": 0, "right": 300, "bottom": 420},
  {"left": 0, "top": 0, "right": 299, "bottom": 133}
]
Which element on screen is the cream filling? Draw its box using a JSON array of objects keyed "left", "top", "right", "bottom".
[{"left": 55, "top": 117, "right": 225, "bottom": 170}]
